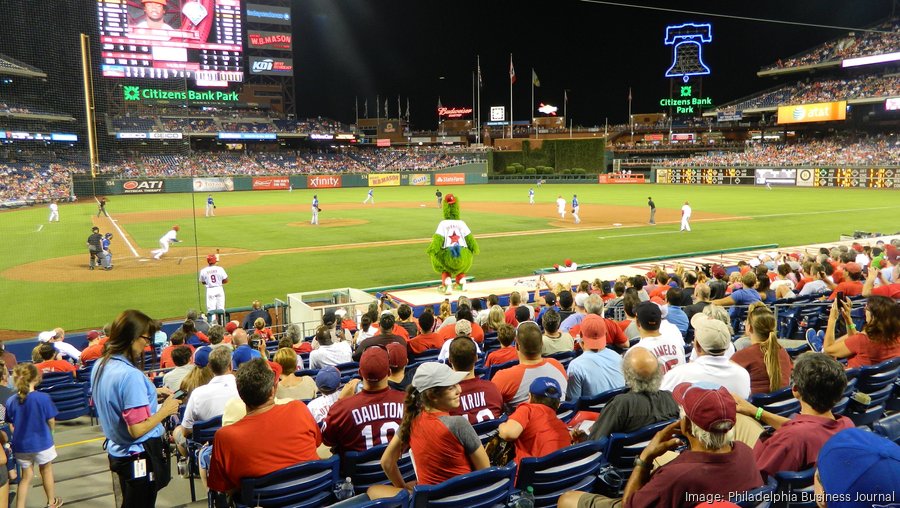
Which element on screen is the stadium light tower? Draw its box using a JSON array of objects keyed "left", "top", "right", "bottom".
[{"left": 664, "top": 22, "right": 712, "bottom": 82}]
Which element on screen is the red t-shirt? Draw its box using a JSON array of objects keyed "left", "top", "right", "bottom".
[
  {"left": 450, "top": 377, "right": 503, "bottom": 424},
  {"left": 492, "top": 358, "right": 567, "bottom": 409},
  {"left": 568, "top": 317, "right": 628, "bottom": 347},
  {"left": 753, "top": 414, "right": 854, "bottom": 478},
  {"left": 292, "top": 342, "right": 312, "bottom": 355},
  {"left": 371, "top": 323, "right": 410, "bottom": 341},
  {"left": 80, "top": 337, "right": 109, "bottom": 363},
  {"left": 35, "top": 360, "right": 76, "bottom": 376},
  {"left": 437, "top": 321, "right": 485, "bottom": 344},
  {"left": 731, "top": 344, "right": 793, "bottom": 395},
  {"left": 207, "top": 401, "right": 321, "bottom": 493},
  {"left": 160, "top": 344, "right": 195, "bottom": 369},
  {"left": 409, "top": 411, "right": 481, "bottom": 486},
  {"left": 484, "top": 346, "right": 518, "bottom": 368},
  {"left": 407, "top": 332, "right": 445, "bottom": 355},
  {"left": 504, "top": 307, "right": 520, "bottom": 327},
  {"left": 871, "top": 283, "right": 900, "bottom": 298},
  {"left": 844, "top": 332, "right": 900, "bottom": 369},
  {"left": 795, "top": 276, "right": 813, "bottom": 292},
  {"left": 507, "top": 403, "right": 571, "bottom": 466},
  {"left": 322, "top": 387, "right": 405, "bottom": 454},
  {"left": 828, "top": 280, "right": 862, "bottom": 300}
]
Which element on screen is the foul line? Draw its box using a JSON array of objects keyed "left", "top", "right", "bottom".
[
  {"left": 95, "top": 197, "right": 140, "bottom": 258},
  {"left": 56, "top": 436, "right": 105, "bottom": 449}
]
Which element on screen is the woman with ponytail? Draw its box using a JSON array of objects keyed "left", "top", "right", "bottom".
[
  {"left": 824, "top": 295, "right": 900, "bottom": 368},
  {"left": 91, "top": 310, "right": 182, "bottom": 508},
  {"left": 5, "top": 363, "right": 62, "bottom": 508},
  {"left": 368, "top": 362, "right": 490, "bottom": 499},
  {"left": 732, "top": 302, "right": 793, "bottom": 394}
]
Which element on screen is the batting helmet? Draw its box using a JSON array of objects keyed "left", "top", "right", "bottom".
[
  {"left": 172, "top": 225, "right": 180, "bottom": 231},
  {"left": 207, "top": 254, "right": 217, "bottom": 264}
]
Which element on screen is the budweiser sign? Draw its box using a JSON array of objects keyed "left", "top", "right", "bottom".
[
  {"left": 248, "top": 31, "right": 292, "bottom": 50},
  {"left": 307, "top": 175, "right": 342, "bottom": 188},
  {"left": 438, "top": 106, "right": 473, "bottom": 118}
]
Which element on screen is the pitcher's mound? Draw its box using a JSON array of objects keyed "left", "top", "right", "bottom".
[{"left": 288, "top": 219, "right": 369, "bottom": 228}]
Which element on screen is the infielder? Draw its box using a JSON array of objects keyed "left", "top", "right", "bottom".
[
  {"left": 680, "top": 201, "right": 692, "bottom": 232},
  {"left": 556, "top": 195, "right": 566, "bottom": 219},
  {"left": 151, "top": 225, "right": 181, "bottom": 259},
  {"left": 648, "top": 196, "right": 656, "bottom": 225},
  {"left": 48, "top": 200, "right": 59, "bottom": 222},
  {"left": 363, "top": 188, "right": 374, "bottom": 205},
  {"left": 572, "top": 194, "right": 581, "bottom": 224},
  {"left": 205, "top": 194, "right": 216, "bottom": 217},
  {"left": 97, "top": 196, "right": 109, "bottom": 217},
  {"left": 435, "top": 189, "right": 443, "bottom": 207},
  {"left": 199, "top": 254, "right": 228, "bottom": 323},
  {"left": 311, "top": 195, "right": 320, "bottom": 225},
  {"left": 528, "top": 188, "right": 535, "bottom": 204}
]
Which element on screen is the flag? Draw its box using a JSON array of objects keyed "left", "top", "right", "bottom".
[
  {"left": 437, "top": 96, "right": 442, "bottom": 110},
  {"left": 384, "top": 99, "right": 388, "bottom": 117},
  {"left": 532, "top": 69, "right": 540, "bottom": 87},
  {"left": 477, "top": 61, "right": 483, "bottom": 87},
  {"left": 364, "top": 99, "right": 368, "bottom": 117},
  {"left": 405, "top": 98, "right": 410, "bottom": 119},
  {"left": 509, "top": 56, "right": 516, "bottom": 84},
  {"left": 628, "top": 87, "right": 632, "bottom": 101},
  {"left": 564, "top": 90, "right": 568, "bottom": 103}
]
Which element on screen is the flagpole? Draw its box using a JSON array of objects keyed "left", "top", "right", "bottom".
[
  {"left": 476, "top": 55, "right": 482, "bottom": 145},
  {"left": 397, "top": 95, "right": 401, "bottom": 121},
  {"left": 355, "top": 96, "right": 358, "bottom": 128},
  {"left": 531, "top": 68, "right": 534, "bottom": 138},
  {"left": 377, "top": 94, "right": 380, "bottom": 126},
  {"left": 472, "top": 71, "right": 476, "bottom": 144},
  {"left": 628, "top": 87, "right": 633, "bottom": 139},
  {"left": 509, "top": 53, "right": 513, "bottom": 139}
]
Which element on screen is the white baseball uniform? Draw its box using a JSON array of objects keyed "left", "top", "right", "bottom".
[
  {"left": 681, "top": 204, "right": 692, "bottom": 232},
  {"left": 152, "top": 229, "right": 178, "bottom": 259},
  {"left": 556, "top": 197, "right": 566, "bottom": 218},
  {"left": 48, "top": 203, "right": 59, "bottom": 222},
  {"left": 199, "top": 265, "right": 228, "bottom": 320}
]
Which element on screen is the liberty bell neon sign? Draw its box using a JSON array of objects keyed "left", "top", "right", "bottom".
[{"left": 664, "top": 23, "right": 712, "bottom": 82}]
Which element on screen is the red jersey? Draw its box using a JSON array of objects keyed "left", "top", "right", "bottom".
[
  {"left": 207, "top": 401, "right": 321, "bottom": 493},
  {"left": 828, "top": 281, "right": 862, "bottom": 300},
  {"left": 504, "top": 307, "right": 520, "bottom": 326},
  {"left": 450, "top": 377, "right": 503, "bottom": 424},
  {"left": 407, "top": 332, "right": 445, "bottom": 355},
  {"left": 409, "top": 411, "right": 482, "bottom": 486},
  {"left": 872, "top": 283, "right": 900, "bottom": 298},
  {"left": 569, "top": 317, "right": 628, "bottom": 347},
  {"left": 371, "top": 323, "right": 410, "bottom": 340},
  {"left": 508, "top": 402, "right": 571, "bottom": 466},
  {"left": 80, "top": 337, "right": 109, "bottom": 364},
  {"left": 492, "top": 358, "right": 567, "bottom": 409},
  {"left": 35, "top": 360, "right": 76, "bottom": 376},
  {"left": 292, "top": 342, "right": 312, "bottom": 355},
  {"left": 437, "top": 321, "right": 486, "bottom": 343},
  {"left": 322, "top": 387, "right": 405, "bottom": 454},
  {"left": 844, "top": 332, "right": 900, "bottom": 369},
  {"left": 484, "top": 346, "right": 518, "bottom": 367},
  {"left": 160, "top": 344, "right": 195, "bottom": 369}
]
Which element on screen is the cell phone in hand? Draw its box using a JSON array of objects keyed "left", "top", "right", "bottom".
[
  {"left": 172, "top": 390, "right": 186, "bottom": 400},
  {"left": 836, "top": 291, "right": 845, "bottom": 304}
]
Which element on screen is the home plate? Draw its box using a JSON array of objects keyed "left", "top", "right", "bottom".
[
  {"left": 419, "top": 204, "right": 426, "bottom": 207},
  {"left": 612, "top": 223, "right": 623, "bottom": 227},
  {"left": 138, "top": 258, "right": 149, "bottom": 262}
]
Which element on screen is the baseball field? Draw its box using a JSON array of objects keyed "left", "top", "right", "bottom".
[{"left": 1, "top": 182, "right": 898, "bottom": 336}]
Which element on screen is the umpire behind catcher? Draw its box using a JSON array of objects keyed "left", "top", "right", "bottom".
[{"left": 87, "top": 226, "right": 103, "bottom": 270}]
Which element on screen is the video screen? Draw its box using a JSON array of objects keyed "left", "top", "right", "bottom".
[{"left": 97, "top": 0, "right": 244, "bottom": 87}]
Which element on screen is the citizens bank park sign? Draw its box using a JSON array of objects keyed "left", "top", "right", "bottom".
[{"left": 248, "top": 31, "right": 293, "bottom": 51}]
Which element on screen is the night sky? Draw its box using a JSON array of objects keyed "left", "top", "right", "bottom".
[{"left": 291, "top": 0, "right": 895, "bottom": 128}]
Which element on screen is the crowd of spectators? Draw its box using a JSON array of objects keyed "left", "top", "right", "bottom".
[
  {"left": 0, "top": 163, "right": 73, "bottom": 204},
  {"left": 108, "top": 110, "right": 352, "bottom": 136},
  {"left": 763, "top": 19, "right": 900, "bottom": 70},
  {"left": 721, "top": 74, "right": 900, "bottom": 113}
]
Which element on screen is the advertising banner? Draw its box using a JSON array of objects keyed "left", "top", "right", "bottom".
[
  {"left": 122, "top": 180, "right": 165, "bottom": 194},
  {"left": 248, "top": 31, "right": 292, "bottom": 50},
  {"left": 717, "top": 111, "right": 743, "bottom": 122},
  {"left": 307, "top": 175, "right": 342, "bottom": 189},
  {"left": 246, "top": 4, "right": 292, "bottom": 25},
  {"left": 193, "top": 177, "right": 234, "bottom": 192},
  {"left": 886, "top": 98, "right": 900, "bottom": 111},
  {"left": 249, "top": 57, "right": 294, "bottom": 76},
  {"left": 755, "top": 168, "right": 797, "bottom": 186},
  {"left": 435, "top": 173, "right": 465, "bottom": 186},
  {"left": 409, "top": 174, "right": 431, "bottom": 186},
  {"left": 777, "top": 101, "right": 847, "bottom": 124},
  {"left": 368, "top": 174, "right": 401, "bottom": 187},
  {"left": 252, "top": 177, "right": 291, "bottom": 190},
  {"left": 376, "top": 138, "right": 391, "bottom": 147}
]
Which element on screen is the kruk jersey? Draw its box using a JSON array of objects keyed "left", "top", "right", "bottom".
[
  {"left": 322, "top": 388, "right": 405, "bottom": 453},
  {"left": 449, "top": 377, "right": 503, "bottom": 424},
  {"left": 200, "top": 266, "right": 228, "bottom": 288}
]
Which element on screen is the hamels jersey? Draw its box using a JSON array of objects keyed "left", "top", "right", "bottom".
[
  {"left": 200, "top": 266, "right": 228, "bottom": 288},
  {"left": 449, "top": 377, "right": 503, "bottom": 424},
  {"left": 322, "top": 387, "right": 405, "bottom": 454}
]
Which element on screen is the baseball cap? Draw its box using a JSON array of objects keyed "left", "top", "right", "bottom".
[
  {"left": 194, "top": 346, "right": 212, "bottom": 368},
  {"left": 886, "top": 244, "right": 899, "bottom": 263},
  {"left": 87, "top": 330, "right": 100, "bottom": 341},
  {"left": 529, "top": 377, "right": 562, "bottom": 400},
  {"left": 564, "top": 259, "right": 573, "bottom": 268},
  {"left": 267, "top": 360, "right": 283, "bottom": 388},
  {"left": 92, "top": 226, "right": 99, "bottom": 232},
  {"left": 411, "top": 362, "right": 467, "bottom": 392},
  {"left": 843, "top": 262, "right": 862, "bottom": 274},
  {"left": 574, "top": 293, "right": 589, "bottom": 308},
  {"left": 207, "top": 254, "right": 217, "bottom": 264},
  {"left": 445, "top": 194, "right": 456, "bottom": 205},
  {"left": 315, "top": 366, "right": 341, "bottom": 392},
  {"left": 142, "top": 0, "right": 167, "bottom": 4},
  {"left": 635, "top": 301, "right": 661, "bottom": 329},
  {"left": 231, "top": 345, "right": 257, "bottom": 369},
  {"left": 580, "top": 314, "right": 608, "bottom": 350},
  {"left": 542, "top": 293, "right": 556, "bottom": 305},
  {"left": 359, "top": 346, "right": 390, "bottom": 382},
  {"left": 817, "top": 428, "right": 900, "bottom": 508},
  {"left": 172, "top": 225, "right": 180, "bottom": 231},
  {"left": 711, "top": 264, "right": 726, "bottom": 279},
  {"left": 851, "top": 242, "right": 864, "bottom": 253},
  {"left": 386, "top": 342, "right": 408, "bottom": 370},
  {"left": 224, "top": 321, "right": 238, "bottom": 334},
  {"left": 672, "top": 381, "right": 736, "bottom": 433},
  {"left": 335, "top": 308, "right": 347, "bottom": 318},
  {"left": 691, "top": 314, "right": 731, "bottom": 355},
  {"left": 38, "top": 331, "right": 55, "bottom": 342}
]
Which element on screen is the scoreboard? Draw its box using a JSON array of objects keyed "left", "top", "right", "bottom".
[
  {"left": 802, "top": 168, "right": 900, "bottom": 189},
  {"left": 656, "top": 167, "right": 900, "bottom": 189},
  {"left": 655, "top": 168, "right": 754, "bottom": 185},
  {"left": 97, "top": 0, "right": 244, "bottom": 87}
]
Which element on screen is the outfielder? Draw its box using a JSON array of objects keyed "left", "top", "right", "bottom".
[
  {"left": 556, "top": 195, "right": 566, "bottom": 219},
  {"left": 205, "top": 194, "right": 216, "bottom": 217},
  {"left": 311, "top": 195, "right": 320, "bottom": 225},
  {"left": 528, "top": 188, "right": 535, "bottom": 204},
  {"left": 363, "top": 188, "right": 374, "bottom": 205},
  {"left": 48, "top": 200, "right": 59, "bottom": 222},
  {"left": 151, "top": 225, "right": 181, "bottom": 259},
  {"left": 680, "top": 201, "right": 692, "bottom": 232},
  {"left": 199, "top": 254, "right": 228, "bottom": 323},
  {"left": 572, "top": 194, "right": 581, "bottom": 224},
  {"left": 648, "top": 196, "right": 656, "bottom": 225}
]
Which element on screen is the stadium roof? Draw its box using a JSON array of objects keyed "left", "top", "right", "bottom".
[{"left": 0, "top": 53, "right": 46, "bottom": 79}]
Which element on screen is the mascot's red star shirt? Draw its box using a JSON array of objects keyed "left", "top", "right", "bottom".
[{"left": 436, "top": 220, "right": 471, "bottom": 248}]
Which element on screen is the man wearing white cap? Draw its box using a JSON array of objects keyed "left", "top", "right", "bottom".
[
  {"left": 660, "top": 313, "right": 751, "bottom": 398},
  {"left": 134, "top": 0, "right": 174, "bottom": 30},
  {"left": 40, "top": 328, "right": 81, "bottom": 362}
]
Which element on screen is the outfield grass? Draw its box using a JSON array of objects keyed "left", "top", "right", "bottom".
[{"left": 1, "top": 183, "right": 898, "bottom": 333}]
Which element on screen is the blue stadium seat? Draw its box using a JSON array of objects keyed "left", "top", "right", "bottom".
[
  {"left": 39, "top": 382, "right": 90, "bottom": 422},
  {"left": 235, "top": 455, "right": 340, "bottom": 508},
  {"left": 486, "top": 360, "right": 518, "bottom": 380},
  {"left": 556, "top": 402, "right": 577, "bottom": 423},
  {"left": 596, "top": 419, "right": 677, "bottom": 496},
  {"left": 576, "top": 387, "right": 628, "bottom": 413},
  {"left": 733, "top": 477, "right": 778, "bottom": 508},
  {"left": 772, "top": 466, "right": 816, "bottom": 508},
  {"left": 516, "top": 440, "right": 605, "bottom": 507},
  {"left": 186, "top": 415, "right": 222, "bottom": 502},
  {"left": 409, "top": 463, "right": 517, "bottom": 508},
  {"left": 872, "top": 413, "right": 900, "bottom": 445},
  {"left": 472, "top": 415, "right": 507, "bottom": 444},
  {"left": 749, "top": 386, "right": 800, "bottom": 418},
  {"left": 295, "top": 369, "right": 320, "bottom": 378},
  {"left": 37, "top": 371, "right": 76, "bottom": 390},
  {"left": 342, "top": 444, "right": 415, "bottom": 494},
  {"left": 831, "top": 377, "right": 857, "bottom": 416},
  {"left": 336, "top": 361, "right": 361, "bottom": 382},
  {"left": 330, "top": 491, "right": 411, "bottom": 508},
  {"left": 410, "top": 349, "right": 440, "bottom": 364},
  {"left": 545, "top": 351, "right": 577, "bottom": 369},
  {"left": 846, "top": 358, "right": 900, "bottom": 427}
]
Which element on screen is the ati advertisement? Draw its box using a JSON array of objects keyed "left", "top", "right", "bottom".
[
  {"left": 122, "top": 180, "right": 165, "bottom": 194},
  {"left": 252, "top": 177, "right": 290, "bottom": 190},
  {"left": 307, "top": 175, "right": 342, "bottom": 189},
  {"left": 435, "top": 173, "right": 465, "bottom": 186},
  {"left": 97, "top": 0, "right": 244, "bottom": 87},
  {"left": 368, "top": 174, "right": 401, "bottom": 187}
]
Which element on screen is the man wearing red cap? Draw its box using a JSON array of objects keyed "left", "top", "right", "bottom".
[
  {"left": 151, "top": 225, "right": 181, "bottom": 260},
  {"left": 565, "top": 314, "right": 624, "bottom": 400},
  {"left": 134, "top": 0, "right": 174, "bottom": 30},
  {"left": 826, "top": 261, "right": 864, "bottom": 300},
  {"left": 199, "top": 253, "right": 229, "bottom": 324},
  {"left": 559, "top": 382, "right": 762, "bottom": 508}
]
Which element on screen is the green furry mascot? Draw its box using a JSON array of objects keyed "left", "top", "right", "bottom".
[{"left": 426, "top": 193, "right": 479, "bottom": 294}]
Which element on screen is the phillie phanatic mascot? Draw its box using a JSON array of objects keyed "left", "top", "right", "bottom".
[{"left": 426, "top": 194, "right": 479, "bottom": 294}]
